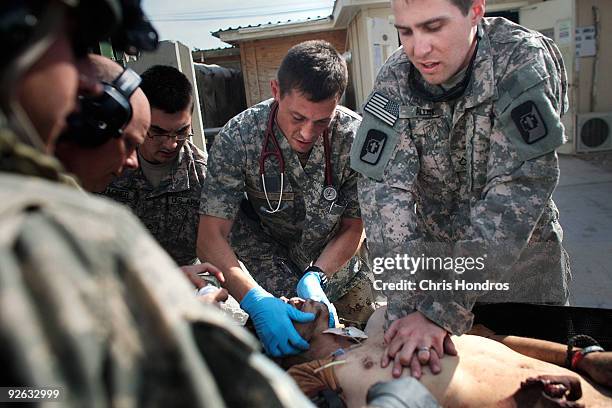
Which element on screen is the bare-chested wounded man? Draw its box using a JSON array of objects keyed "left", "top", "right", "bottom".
[{"left": 283, "top": 300, "right": 612, "bottom": 408}]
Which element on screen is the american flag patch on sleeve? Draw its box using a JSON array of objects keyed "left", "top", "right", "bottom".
[{"left": 364, "top": 92, "right": 399, "bottom": 127}]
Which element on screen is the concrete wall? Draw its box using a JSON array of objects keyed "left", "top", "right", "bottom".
[
  {"left": 576, "top": 0, "right": 612, "bottom": 114},
  {"left": 487, "top": 0, "right": 533, "bottom": 10},
  {"left": 519, "top": 0, "right": 576, "bottom": 153},
  {"left": 238, "top": 30, "right": 347, "bottom": 107},
  {"left": 347, "top": 5, "right": 398, "bottom": 110},
  {"left": 127, "top": 41, "right": 206, "bottom": 150}
]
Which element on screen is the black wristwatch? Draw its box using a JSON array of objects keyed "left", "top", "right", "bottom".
[{"left": 304, "top": 265, "right": 328, "bottom": 290}]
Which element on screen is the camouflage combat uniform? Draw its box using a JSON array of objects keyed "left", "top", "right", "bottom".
[
  {"left": 104, "top": 140, "right": 206, "bottom": 265},
  {"left": 200, "top": 99, "right": 374, "bottom": 324},
  {"left": 0, "top": 118, "right": 313, "bottom": 407},
  {"left": 351, "top": 18, "right": 571, "bottom": 335}
]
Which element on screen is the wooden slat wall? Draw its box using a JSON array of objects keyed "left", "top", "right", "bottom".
[{"left": 239, "top": 30, "right": 347, "bottom": 106}]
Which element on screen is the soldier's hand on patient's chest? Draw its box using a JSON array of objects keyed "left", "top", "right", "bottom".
[{"left": 382, "top": 311, "right": 456, "bottom": 379}]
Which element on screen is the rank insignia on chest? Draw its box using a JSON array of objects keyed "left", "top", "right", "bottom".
[
  {"left": 364, "top": 92, "right": 399, "bottom": 127},
  {"left": 511, "top": 101, "right": 548, "bottom": 144},
  {"left": 360, "top": 129, "right": 387, "bottom": 165}
]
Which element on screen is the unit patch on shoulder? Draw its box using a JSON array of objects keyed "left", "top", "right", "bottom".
[
  {"left": 364, "top": 92, "right": 399, "bottom": 127},
  {"left": 351, "top": 91, "right": 402, "bottom": 181},
  {"left": 511, "top": 101, "right": 548, "bottom": 144},
  {"left": 360, "top": 129, "right": 388, "bottom": 165}
]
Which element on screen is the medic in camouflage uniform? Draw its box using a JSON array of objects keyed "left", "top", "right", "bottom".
[
  {"left": 104, "top": 65, "right": 207, "bottom": 266},
  {"left": 0, "top": 1, "right": 312, "bottom": 406},
  {"left": 351, "top": 0, "right": 571, "bottom": 378},
  {"left": 199, "top": 41, "right": 375, "bottom": 357}
]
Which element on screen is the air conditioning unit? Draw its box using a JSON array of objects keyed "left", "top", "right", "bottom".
[{"left": 576, "top": 113, "right": 612, "bottom": 153}]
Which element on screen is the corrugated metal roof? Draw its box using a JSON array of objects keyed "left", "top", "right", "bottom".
[
  {"left": 194, "top": 45, "right": 238, "bottom": 52},
  {"left": 212, "top": 16, "right": 329, "bottom": 38}
]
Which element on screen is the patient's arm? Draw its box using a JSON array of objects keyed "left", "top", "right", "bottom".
[
  {"left": 486, "top": 332, "right": 567, "bottom": 367},
  {"left": 470, "top": 324, "right": 612, "bottom": 388}
]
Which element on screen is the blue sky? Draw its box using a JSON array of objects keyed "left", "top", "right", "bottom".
[{"left": 142, "top": 0, "right": 335, "bottom": 50}]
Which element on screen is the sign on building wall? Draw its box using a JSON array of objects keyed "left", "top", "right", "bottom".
[
  {"left": 556, "top": 19, "right": 572, "bottom": 46},
  {"left": 575, "top": 26, "right": 597, "bottom": 58}
]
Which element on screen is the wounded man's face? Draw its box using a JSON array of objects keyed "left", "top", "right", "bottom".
[
  {"left": 278, "top": 298, "right": 354, "bottom": 368},
  {"left": 283, "top": 298, "right": 330, "bottom": 342}
]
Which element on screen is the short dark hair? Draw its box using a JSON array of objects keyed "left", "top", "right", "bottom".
[
  {"left": 449, "top": 0, "right": 472, "bottom": 15},
  {"left": 394, "top": 0, "right": 472, "bottom": 16},
  {"left": 277, "top": 40, "right": 347, "bottom": 102},
  {"left": 140, "top": 65, "right": 193, "bottom": 113}
]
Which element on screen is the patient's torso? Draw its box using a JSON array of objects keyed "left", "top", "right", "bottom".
[{"left": 334, "top": 311, "right": 612, "bottom": 407}]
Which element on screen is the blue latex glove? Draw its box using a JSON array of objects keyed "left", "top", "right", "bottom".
[
  {"left": 296, "top": 271, "right": 337, "bottom": 328},
  {"left": 240, "top": 286, "right": 315, "bottom": 357}
]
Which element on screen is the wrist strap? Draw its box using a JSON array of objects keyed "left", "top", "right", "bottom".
[
  {"left": 571, "top": 345, "right": 605, "bottom": 370},
  {"left": 566, "top": 334, "right": 604, "bottom": 369},
  {"left": 304, "top": 266, "right": 328, "bottom": 290}
]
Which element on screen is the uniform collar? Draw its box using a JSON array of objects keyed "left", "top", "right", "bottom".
[
  {"left": 272, "top": 116, "right": 320, "bottom": 186},
  {"left": 143, "top": 142, "right": 193, "bottom": 197},
  {"left": 460, "top": 23, "right": 497, "bottom": 110}
]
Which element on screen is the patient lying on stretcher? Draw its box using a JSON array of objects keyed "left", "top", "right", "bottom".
[{"left": 284, "top": 299, "right": 612, "bottom": 407}]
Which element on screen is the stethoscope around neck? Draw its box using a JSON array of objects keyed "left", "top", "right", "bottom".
[{"left": 259, "top": 101, "right": 337, "bottom": 214}]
